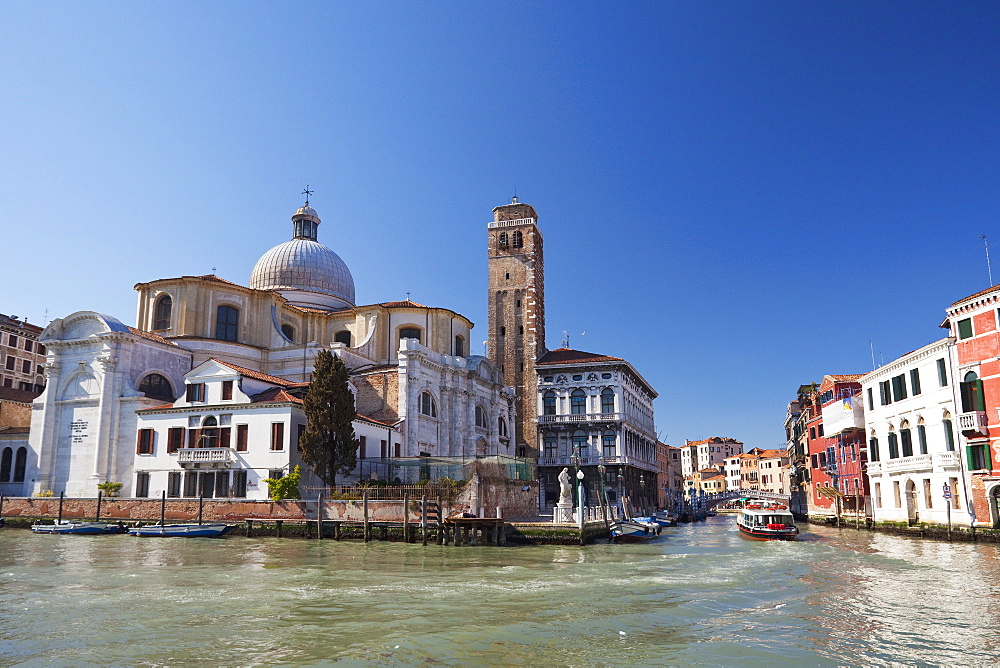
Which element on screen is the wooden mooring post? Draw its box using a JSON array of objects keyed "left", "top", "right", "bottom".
[
  {"left": 403, "top": 492, "right": 410, "bottom": 543},
  {"left": 436, "top": 495, "right": 444, "bottom": 545},
  {"left": 57, "top": 491, "right": 64, "bottom": 524},
  {"left": 317, "top": 493, "right": 324, "bottom": 540},
  {"left": 95, "top": 491, "right": 102, "bottom": 521},
  {"left": 363, "top": 492, "right": 370, "bottom": 542},
  {"left": 197, "top": 494, "right": 204, "bottom": 525},
  {"left": 421, "top": 494, "right": 428, "bottom": 546}
]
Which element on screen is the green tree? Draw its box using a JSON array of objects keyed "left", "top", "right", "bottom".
[
  {"left": 299, "top": 350, "right": 358, "bottom": 486},
  {"left": 263, "top": 465, "right": 302, "bottom": 501}
]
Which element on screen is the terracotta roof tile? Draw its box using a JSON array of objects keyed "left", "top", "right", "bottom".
[
  {"left": 250, "top": 387, "right": 303, "bottom": 404},
  {"left": 127, "top": 326, "right": 178, "bottom": 347},
  {"left": 196, "top": 274, "right": 241, "bottom": 286},
  {"left": 209, "top": 359, "right": 293, "bottom": 386},
  {"left": 951, "top": 283, "right": 1000, "bottom": 307},
  {"left": 137, "top": 402, "right": 176, "bottom": 411},
  {"left": 356, "top": 412, "right": 398, "bottom": 427},
  {"left": 378, "top": 299, "right": 429, "bottom": 308},
  {"left": 536, "top": 348, "right": 624, "bottom": 365},
  {"left": 0, "top": 386, "right": 41, "bottom": 403}
]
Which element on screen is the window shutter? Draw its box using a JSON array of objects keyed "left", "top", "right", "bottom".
[
  {"left": 219, "top": 427, "right": 231, "bottom": 449},
  {"left": 222, "top": 380, "right": 233, "bottom": 401},
  {"left": 236, "top": 424, "right": 248, "bottom": 452},
  {"left": 188, "top": 428, "right": 200, "bottom": 448},
  {"left": 136, "top": 430, "right": 144, "bottom": 454},
  {"left": 967, "top": 446, "right": 976, "bottom": 470}
]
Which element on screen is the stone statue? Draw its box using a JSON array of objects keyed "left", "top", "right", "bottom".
[{"left": 558, "top": 467, "right": 573, "bottom": 506}]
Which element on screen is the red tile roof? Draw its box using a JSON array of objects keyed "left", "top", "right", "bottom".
[
  {"left": 684, "top": 437, "right": 743, "bottom": 447},
  {"left": 356, "top": 412, "right": 398, "bottom": 427},
  {"left": 127, "top": 326, "right": 178, "bottom": 347},
  {"left": 951, "top": 283, "right": 1000, "bottom": 307},
  {"left": 250, "top": 387, "right": 303, "bottom": 404},
  {"left": 0, "top": 386, "right": 41, "bottom": 403},
  {"left": 379, "top": 299, "right": 429, "bottom": 309},
  {"left": 536, "top": 348, "right": 624, "bottom": 365},
  {"left": 210, "top": 359, "right": 293, "bottom": 386},
  {"left": 196, "top": 274, "right": 241, "bottom": 286},
  {"left": 137, "top": 402, "right": 176, "bottom": 411}
]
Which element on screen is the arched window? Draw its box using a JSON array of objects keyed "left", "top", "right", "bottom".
[
  {"left": 543, "top": 432, "right": 557, "bottom": 457},
  {"left": 0, "top": 447, "right": 11, "bottom": 482},
  {"left": 153, "top": 295, "right": 172, "bottom": 330},
  {"left": 215, "top": 305, "right": 239, "bottom": 342},
  {"left": 200, "top": 416, "right": 218, "bottom": 448},
  {"left": 899, "top": 420, "right": 913, "bottom": 458},
  {"left": 334, "top": 330, "right": 352, "bottom": 346},
  {"left": 498, "top": 417, "right": 508, "bottom": 438},
  {"left": 917, "top": 418, "right": 928, "bottom": 455},
  {"left": 454, "top": 335, "right": 465, "bottom": 357},
  {"left": 869, "top": 431, "right": 880, "bottom": 462},
  {"left": 498, "top": 232, "right": 508, "bottom": 249},
  {"left": 602, "top": 430, "right": 617, "bottom": 458},
  {"left": 138, "top": 374, "right": 174, "bottom": 402},
  {"left": 887, "top": 428, "right": 899, "bottom": 459},
  {"left": 601, "top": 388, "right": 615, "bottom": 414},
  {"left": 419, "top": 392, "right": 437, "bottom": 418},
  {"left": 570, "top": 389, "right": 586, "bottom": 415},
  {"left": 281, "top": 324, "right": 295, "bottom": 342},
  {"left": 943, "top": 411, "right": 955, "bottom": 451},
  {"left": 543, "top": 391, "right": 556, "bottom": 416},
  {"left": 475, "top": 405, "right": 488, "bottom": 429},
  {"left": 400, "top": 327, "right": 422, "bottom": 344},
  {"left": 961, "top": 371, "right": 985, "bottom": 412},
  {"left": 512, "top": 231, "right": 523, "bottom": 248},
  {"left": 13, "top": 447, "right": 26, "bottom": 483},
  {"left": 572, "top": 429, "right": 589, "bottom": 458}
]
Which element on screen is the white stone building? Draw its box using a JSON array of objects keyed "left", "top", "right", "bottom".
[
  {"left": 860, "top": 338, "right": 970, "bottom": 526},
  {"left": 28, "top": 201, "right": 514, "bottom": 498},
  {"left": 680, "top": 437, "right": 743, "bottom": 477}
]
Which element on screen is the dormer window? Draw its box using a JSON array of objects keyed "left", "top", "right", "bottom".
[
  {"left": 186, "top": 383, "right": 206, "bottom": 403},
  {"left": 222, "top": 380, "right": 233, "bottom": 401},
  {"left": 139, "top": 373, "right": 174, "bottom": 402}
]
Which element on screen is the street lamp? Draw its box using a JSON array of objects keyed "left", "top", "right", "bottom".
[{"left": 639, "top": 473, "right": 645, "bottom": 514}]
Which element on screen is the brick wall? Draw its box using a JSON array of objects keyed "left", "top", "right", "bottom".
[{"left": 353, "top": 370, "right": 399, "bottom": 422}]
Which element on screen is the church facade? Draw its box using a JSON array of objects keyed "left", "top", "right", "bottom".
[{"left": 28, "top": 202, "right": 513, "bottom": 499}]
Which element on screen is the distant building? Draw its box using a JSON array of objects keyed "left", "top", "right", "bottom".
[
  {"left": 680, "top": 437, "right": 743, "bottom": 477},
  {"left": 0, "top": 426, "right": 30, "bottom": 496},
  {"left": 0, "top": 313, "right": 46, "bottom": 392},
  {"left": 805, "top": 374, "right": 867, "bottom": 519},
  {"left": 657, "top": 442, "right": 683, "bottom": 508},
  {"left": 757, "top": 449, "right": 790, "bottom": 495}
]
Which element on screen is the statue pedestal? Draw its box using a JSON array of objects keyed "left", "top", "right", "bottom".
[{"left": 555, "top": 502, "right": 574, "bottom": 524}]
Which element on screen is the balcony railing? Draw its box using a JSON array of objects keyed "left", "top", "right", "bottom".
[
  {"left": 958, "top": 411, "right": 988, "bottom": 432},
  {"left": 884, "top": 454, "right": 933, "bottom": 474},
  {"left": 933, "top": 451, "right": 961, "bottom": 469},
  {"left": 537, "top": 454, "right": 657, "bottom": 472},
  {"left": 176, "top": 447, "right": 234, "bottom": 464},
  {"left": 538, "top": 412, "right": 623, "bottom": 424}
]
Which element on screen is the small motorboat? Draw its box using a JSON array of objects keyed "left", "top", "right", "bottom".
[
  {"left": 128, "top": 523, "right": 236, "bottom": 538},
  {"left": 736, "top": 501, "right": 799, "bottom": 541},
  {"left": 633, "top": 513, "right": 677, "bottom": 528},
  {"left": 31, "top": 521, "right": 126, "bottom": 535},
  {"left": 609, "top": 518, "right": 661, "bottom": 542}
]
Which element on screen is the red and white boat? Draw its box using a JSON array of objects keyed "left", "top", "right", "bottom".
[{"left": 735, "top": 501, "right": 799, "bottom": 541}]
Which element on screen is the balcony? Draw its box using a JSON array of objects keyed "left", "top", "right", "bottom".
[
  {"left": 933, "top": 451, "right": 961, "bottom": 469},
  {"left": 538, "top": 412, "right": 623, "bottom": 425},
  {"left": 958, "top": 411, "right": 988, "bottom": 433},
  {"left": 866, "top": 462, "right": 883, "bottom": 475},
  {"left": 537, "top": 454, "right": 656, "bottom": 472},
  {"left": 176, "top": 447, "right": 234, "bottom": 466},
  {"left": 884, "top": 454, "right": 933, "bottom": 474}
]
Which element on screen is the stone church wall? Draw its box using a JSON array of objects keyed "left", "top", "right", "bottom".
[{"left": 352, "top": 370, "right": 399, "bottom": 422}]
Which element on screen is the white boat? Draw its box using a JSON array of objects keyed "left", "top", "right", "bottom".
[
  {"left": 735, "top": 501, "right": 799, "bottom": 541},
  {"left": 609, "top": 518, "right": 661, "bottom": 542},
  {"left": 31, "top": 521, "right": 126, "bottom": 535},
  {"left": 128, "top": 523, "right": 235, "bottom": 538}
]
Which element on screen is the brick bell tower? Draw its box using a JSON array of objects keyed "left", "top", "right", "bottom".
[{"left": 487, "top": 197, "right": 547, "bottom": 459}]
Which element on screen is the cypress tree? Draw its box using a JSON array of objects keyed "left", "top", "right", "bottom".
[{"left": 300, "top": 350, "right": 358, "bottom": 486}]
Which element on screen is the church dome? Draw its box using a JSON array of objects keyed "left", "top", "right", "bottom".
[{"left": 249, "top": 204, "right": 356, "bottom": 310}]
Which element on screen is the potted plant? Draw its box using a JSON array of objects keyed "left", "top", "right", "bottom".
[{"left": 97, "top": 481, "right": 123, "bottom": 497}]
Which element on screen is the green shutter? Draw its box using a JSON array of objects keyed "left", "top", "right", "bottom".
[
  {"left": 967, "top": 445, "right": 976, "bottom": 470},
  {"left": 986, "top": 445, "right": 994, "bottom": 471}
]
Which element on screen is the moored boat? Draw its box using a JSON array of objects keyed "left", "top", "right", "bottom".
[
  {"left": 31, "top": 521, "right": 126, "bottom": 535},
  {"left": 735, "top": 502, "right": 798, "bottom": 541},
  {"left": 128, "top": 523, "right": 236, "bottom": 538},
  {"left": 609, "top": 518, "right": 661, "bottom": 542}
]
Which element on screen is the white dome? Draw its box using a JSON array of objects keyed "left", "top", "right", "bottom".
[{"left": 249, "top": 204, "right": 356, "bottom": 309}]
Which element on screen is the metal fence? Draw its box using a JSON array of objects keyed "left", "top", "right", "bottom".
[{"left": 301, "top": 483, "right": 460, "bottom": 501}]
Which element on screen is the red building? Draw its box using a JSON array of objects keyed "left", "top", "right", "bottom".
[
  {"left": 805, "top": 374, "right": 868, "bottom": 518},
  {"left": 944, "top": 286, "right": 1000, "bottom": 527}
]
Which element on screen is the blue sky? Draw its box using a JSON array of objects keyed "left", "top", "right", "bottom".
[{"left": 2, "top": 3, "right": 998, "bottom": 449}]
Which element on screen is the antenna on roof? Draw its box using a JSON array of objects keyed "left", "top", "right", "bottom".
[
  {"left": 980, "top": 236, "right": 994, "bottom": 286},
  {"left": 868, "top": 340, "right": 876, "bottom": 371},
  {"left": 43, "top": 308, "right": 49, "bottom": 327}
]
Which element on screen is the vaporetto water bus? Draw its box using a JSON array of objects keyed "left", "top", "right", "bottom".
[{"left": 735, "top": 501, "right": 799, "bottom": 541}]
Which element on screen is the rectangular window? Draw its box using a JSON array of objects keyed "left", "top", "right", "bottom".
[
  {"left": 811, "top": 454, "right": 818, "bottom": 468},
  {"left": 183, "top": 472, "right": 198, "bottom": 497},
  {"left": 236, "top": 424, "right": 248, "bottom": 452},
  {"left": 891, "top": 375, "right": 907, "bottom": 402},
  {"left": 818, "top": 424, "right": 824, "bottom": 437},
  {"left": 937, "top": 358, "right": 948, "bottom": 386},
  {"left": 943, "top": 420, "right": 955, "bottom": 451},
  {"left": 21, "top": 359, "right": 30, "bottom": 374},
  {"left": 394, "top": 443, "right": 401, "bottom": 457},
  {"left": 893, "top": 481, "right": 901, "bottom": 508},
  {"left": 879, "top": 380, "right": 891, "bottom": 406},
  {"left": 187, "top": 428, "right": 201, "bottom": 448},
  {"left": 37, "top": 344, "right": 45, "bottom": 355},
  {"left": 270, "top": 422, "right": 284, "bottom": 451},
  {"left": 215, "top": 471, "right": 229, "bottom": 498},
  {"left": 222, "top": 380, "right": 233, "bottom": 401},
  {"left": 167, "top": 471, "right": 182, "bottom": 498},
  {"left": 950, "top": 477, "right": 960, "bottom": 510},
  {"left": 23, "top": 340, "right": 32, "bottom": 352},
  {"left": 874, "top": 482, "right": 881, "bottom": 508},
  {"left": 219, "top": 426, "right": 231, "bottom": 449},
  {"left": 268, "top": 469, "right": 284, "bottom": 481},
  {"left": 888, "top": 433, "right": 899, "bottom": 459},
  {"left": 923, "top": 479, "right": 933, "bottom": 509},
  {"left": 958, "top": 318, "right": 973, "bottom": 340},
  {"left": 135, "top": 472, "right": 150, "bottom": 498},
  {"left": 867, "top": 388, "right": 874, "bottom": 410},
  {"left": 136, "top": 428, "right": 154, "bottom": 455},
  {"left": 167, "top": 427, "right": 185, "bottom": 453},
  {"left": 380, "top": 438, "right": 387, "bottom": 458},
  {"left": 900, "top": 429, "right": 913, "bottom": 458},
  {"left": 5, "top": 356, "right": 15, "bottom": 371},
  {"left": 186, "top": 383, "right": 205, "bottom": 402},
  {"left": 917, "top": 425, "right": 927, "bottom": 455},
  {"left": 968, "top": 443, "right": 990, "bottom": 471},
  {"left": 358, "top": 437, "right": 366, "bottom": 459},
  {"left": 910, "top": 369, "right": 921, "bottom": 396},
  {"left": 8, "top": 335, "right": 17, "bottom": 348},
  {"left": 232, "top": 470, "right": 247, "bottom": 498}
]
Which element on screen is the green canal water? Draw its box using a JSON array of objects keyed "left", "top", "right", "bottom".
[{"left": 2, "top": 516, "right": 999, "bottom": 666}]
